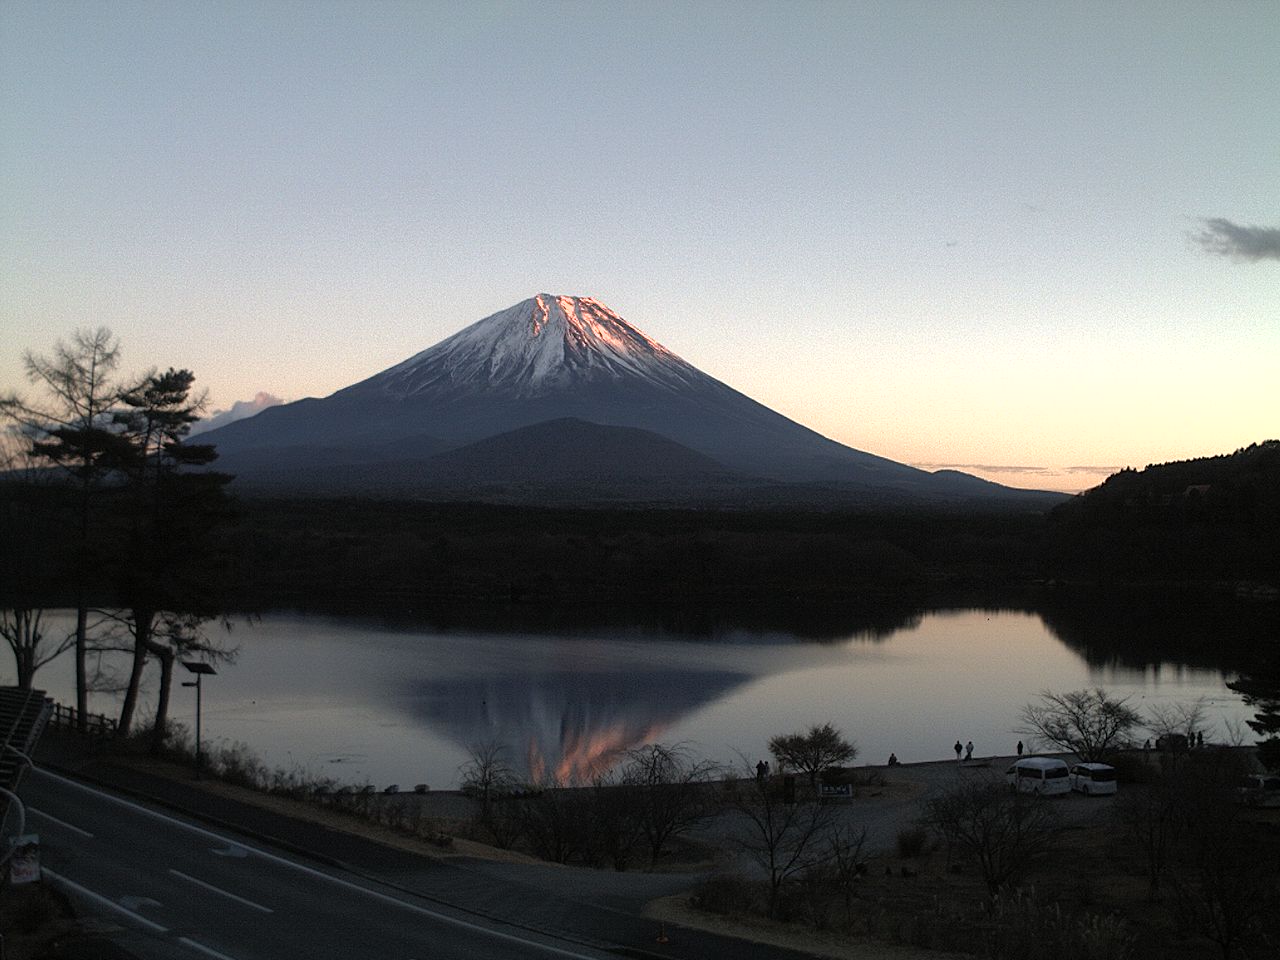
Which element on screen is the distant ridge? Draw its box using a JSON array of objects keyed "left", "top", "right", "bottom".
[
  {"left": 202, "top": 294, "right": 1066, "bottom": 507},
  {"left": 425, "top": 418, "right": 735, "bottom": 483}
]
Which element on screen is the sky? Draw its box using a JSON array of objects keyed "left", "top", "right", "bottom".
[{"left": 2, "top": 1, "right": 1276, "bottom": 493}]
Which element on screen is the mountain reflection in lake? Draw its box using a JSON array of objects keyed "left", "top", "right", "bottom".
[
  {"left": 407, "top": 669, "right": 751, "bottom": 784},
  {"left": 31, "top": 603, "right": 1271, "bottom": 789}
]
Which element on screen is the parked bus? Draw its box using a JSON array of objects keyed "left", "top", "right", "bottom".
[
  {"left": 1005, "top": 757, "right": 1071, "bottom": 795},
  {"left": 1069, "top": 762, "right": 1118, "bottom": 796}
]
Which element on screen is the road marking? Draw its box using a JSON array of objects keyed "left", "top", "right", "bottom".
[
  {"left": 120, "top": 895, "right": 163, "bottom": 911},
  {"left": 169, "top": 868, "right": 273, "bottom": 914},
  {"left": 34, "top": 769, "right": 606, "bottom": 960},
  {"left": 178, "top": 936, "right": 241, "bottom": 960},
  {"left": 42, "top": 868, "right": 169, "bottom": 934},
  {"left": 29, "top": 807, "right": 95, "bottom": 838}
]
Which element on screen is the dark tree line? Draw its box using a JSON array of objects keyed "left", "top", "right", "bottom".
[{"left": 1047, "top": 441, "right": 1280, "bottom": 583}]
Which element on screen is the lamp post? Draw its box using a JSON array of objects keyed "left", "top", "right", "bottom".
[{"left": 181, "top": 661, "right": 217, "bottom": 779}]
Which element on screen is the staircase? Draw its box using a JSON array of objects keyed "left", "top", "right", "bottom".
[{"left": 0, "top": 686, "right": 54, "bottom": 792}]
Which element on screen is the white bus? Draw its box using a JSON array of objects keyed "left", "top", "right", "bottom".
[
  {"left": 1005, "top": 757, "right": 1071, "bottom": 795},
  {"left": 1069, "top": 762, "right": 1118, "bottom": 796}
]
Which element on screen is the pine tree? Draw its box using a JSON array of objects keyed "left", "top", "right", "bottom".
[
  {"left": 111, "top": 369, "right": 235, "bottom": 740},
  {"left": 1227, "top": 664, "right": 1280, "bottom": 772}
]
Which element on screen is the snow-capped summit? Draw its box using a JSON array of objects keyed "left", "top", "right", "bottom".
[{"left": 342, "top": 294, "right": 700, "bottom": 399}]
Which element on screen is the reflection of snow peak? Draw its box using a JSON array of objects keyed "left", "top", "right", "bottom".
[
  {"left": 368, "top": 294, "right": 703, "bottom": 399},
  {"left": 526, "top": 719, "right": 666, "bottom": 785},
  {"left": 408, "top": 667, "right": 753, "bottom": 784}
]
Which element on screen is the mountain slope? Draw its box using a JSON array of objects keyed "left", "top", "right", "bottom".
[{"left": 202, "top": 294, "right": 1062, "bottom": 504}]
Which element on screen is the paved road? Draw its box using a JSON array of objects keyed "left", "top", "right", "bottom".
[{"left": 26, "top": 768, "right": 616, "bottom": 960}]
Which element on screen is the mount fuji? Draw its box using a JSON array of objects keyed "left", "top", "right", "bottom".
[{"left": 201, "top": 295, "right": 1061, "bottom": 505}]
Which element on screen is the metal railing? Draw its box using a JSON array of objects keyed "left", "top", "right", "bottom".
[{"left": 47, "top": 703, "right": 117, "bottom": 738}]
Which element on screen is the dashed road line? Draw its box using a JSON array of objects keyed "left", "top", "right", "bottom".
[
  {"left": 34, "top": 768, "right": 607, "bottom": 960},
  {"left": 29, "top": 807, "right": 95, "bottom": 838},
  {"left": 169, "top": 868, "right": 274, "bottom": 914},
  {"left": 42, "top": 867, "right": 168, "bottom": 934},
  {"left": 178, "top": 936, "right": 242, "bottom": 960}
]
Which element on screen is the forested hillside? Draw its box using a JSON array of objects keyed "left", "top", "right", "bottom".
[{"left": 1047, "top": 441, "right": 1279, "bottom": 585}]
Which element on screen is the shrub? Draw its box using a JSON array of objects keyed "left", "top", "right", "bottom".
[
  {"left": 2, "top": 884, "right": 71, "bottom": 934},
  {"left": 211, "top": 740, "right": 268, "bottom": 789},
  {"left": 896, "top": 826, "right": 929, "bottom": 858},
  {"left": 985, "top": 888, "right": 1134, "bottom": 960},
  {"left": 689, "top": 873, "right": 762, "bottom": 916},
  {"left": 1105, "top": 752, "right": 1156, "bottom": 784}
]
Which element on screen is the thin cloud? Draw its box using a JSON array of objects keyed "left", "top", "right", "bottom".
[
  {"left": 914, "top": 463, "right": 1051, "bottom": 475},
  {"left": 1065, "top": 465, "right": 1121, "bottom": 475},
  {"left": 1193, "top": 218, "right": 1280, "bottom": 262}
]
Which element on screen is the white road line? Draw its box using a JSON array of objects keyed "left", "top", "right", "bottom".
[
  {"left": 34, "top": 768, "right": 606, "bottom": 960},
  {"left": 29, "top": 807, "right": 95, "bottom": 838},
  {"left": 178, "top": 936, "right": 241, "bottom": 960},
  {"left": 169, "top": 868, "right": 273, "bottom": 914},
  {"left": 42, "top": 867, "right": 169, "bottom": 934}
]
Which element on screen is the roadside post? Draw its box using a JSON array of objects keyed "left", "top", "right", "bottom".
[{"left": 182, "top": 662, "right": 217, "bottom": 779}]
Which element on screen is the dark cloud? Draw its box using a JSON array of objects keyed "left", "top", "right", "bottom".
[
  {"left": 1193, "top": 218, "right": 1280, "bottom": 262},
  {"left": 190, "top": 391, "right": 284, "bottom": 435}
]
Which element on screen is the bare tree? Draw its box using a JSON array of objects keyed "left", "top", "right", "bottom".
[
  {"left": 458, "top": 740, "right": 519, "bottom": 818},
  {"left": 94, "top": 609, "right": 235, "bottom": 743},
  {"left": 1146, "top": 697, "right": 1211, "bottom": 744},
  {"left": 924, "top": 778, "right": 1058, "bottom": 895},
  {"left": 825, "top": 823, "right": 869, "bottom": 926},
  {"left": 1017, "top": 688, "right": 1142, "bottom": 761},
  {"left": 727, "top": 760, "right": 836, "bottom": 917},
  {"left": 1115, "top": 775, "right": 1186, "bottom": 898},
  {"left": 619, "top": 742, "right": 719, "bottom": 863},
  {"left": 1172, "top": 801, "right": 1280, "bottom": 960},
  {"left": 0, "top": 432, "right": 73, "bottom": 689},
  {"left": 0, "top": 609, "right": 74, "bottom": 690},
  {"left": 768, "top": 722, "right": 858, "bottom": 788},
  {"left": 581, "top": 769, "right": 645, "bottom": 871},
  {"left": 1, "top": 327, "right": 128, "bottom": 726},
  {"left": 520, "top": 776, "right": 593, "bottom": 864},
  {"left": 1219, "top": 715, "right": 1252, "bottom": 748}
]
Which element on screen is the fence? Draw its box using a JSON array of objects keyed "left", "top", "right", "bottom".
[{"left": 47, "top": 703, "right": 116, "bottom": 738}]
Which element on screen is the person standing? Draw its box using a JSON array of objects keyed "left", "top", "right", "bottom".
[
  {"left": 954, "top": 740, "right": 963, "bottom": 763},
  {"left": 965, "top": 740, "right": 974, "bottom": 761},
  {"left": 1016, "top": 740, "right": 1024, "bottom": 757}
]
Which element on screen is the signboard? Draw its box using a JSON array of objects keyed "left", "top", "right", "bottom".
[{"left": 819, "top": 782, "right": 854, "bottom": 803}]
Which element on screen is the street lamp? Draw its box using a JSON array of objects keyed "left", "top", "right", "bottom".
[{"left": 181, "top": 661, "right": 217, "bottom": 779}]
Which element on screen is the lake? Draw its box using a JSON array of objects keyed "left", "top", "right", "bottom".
[{"left": 27, "top": 602, "right": 1265, "bottom": 789}]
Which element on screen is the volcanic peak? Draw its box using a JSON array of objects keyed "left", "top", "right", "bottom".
[{"left": 348, "top": 294, "right": 702, "bottom": 400}]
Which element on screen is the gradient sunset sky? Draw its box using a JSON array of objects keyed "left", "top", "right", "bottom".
[{"left": 3, "top": 1, "right": 1276, "bottom": 493}]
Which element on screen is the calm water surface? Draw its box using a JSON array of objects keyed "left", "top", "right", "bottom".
[{"left": 32, "top": 607, "right": 1256, "bottom": 788}]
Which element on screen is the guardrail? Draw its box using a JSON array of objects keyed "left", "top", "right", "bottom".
[{"left": 47, "top": 703, "right": 117, "bottom": 738}]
